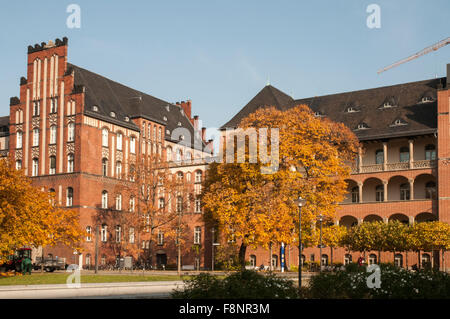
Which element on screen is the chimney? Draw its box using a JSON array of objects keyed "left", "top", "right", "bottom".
[
  {"left": 201, "top": 127, "right": 206, "bottom": 141},
  {"left": 193, "top": 115, "right": 199, "bottom": 131},
  {"left": 180, "top": 100, "right": 192, "bottom": 119}
]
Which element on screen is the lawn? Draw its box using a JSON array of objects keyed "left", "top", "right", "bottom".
[{"left": 0, "top": 273, "right": 189, "bottom": 286}]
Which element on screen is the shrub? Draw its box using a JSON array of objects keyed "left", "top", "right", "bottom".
[
  {"left": 305, "top": 265, "right": 450, "bottom": 299},
  {"left": 171, "top": 270, "right": 299, "bottom": 299}
]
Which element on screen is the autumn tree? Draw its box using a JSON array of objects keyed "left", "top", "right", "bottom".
[
  {"left": 321, "top": 224, "right": 347, "bottom": 265},
  {"left": 203, "top": 105, "right": 359, "bottom": 268},
  {"left": 0, "top": 159, "right": 83, "bottom": 262}
]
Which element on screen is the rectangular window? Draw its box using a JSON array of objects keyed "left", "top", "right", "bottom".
[
  {"left": 129, "top": 227, "right": 135, "bottom": 244},
  {"left": 194, "top": 227, "right": 201, "bottom": 245},
  {"left": 157, "top": 231, "right": 164, "bottom": 246},
  {"left": 49, "top": 156, "right": 56, "bottom": 175},
  {"left": 33, "top": 129, "right": 39, "bottom": 147},
  {"left": 86, "top": 226, "right": 92, "bottom": 242},
  {"left": 116, "top": 133, "right": 122, "bottom": 151},
  {"left": 130, "top": 137, "right": 136, "bottom": 154}
]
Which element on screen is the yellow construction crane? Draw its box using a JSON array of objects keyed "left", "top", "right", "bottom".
[{"left": 377, "top": 37, "right": 450, "bottom": 74}]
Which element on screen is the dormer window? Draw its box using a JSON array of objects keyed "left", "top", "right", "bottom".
[
  {"left": 92, "top": 105, "right": 98, "bottom": 112},
  {"left": 163, "top": 116, "right": 167, "bottom": 121},
  {"left": 383, "top": 102, "right": 392, "bottom": 108},
  {"left": 356, "top": 123, "right": 369, "bottom": 130},
  {"left": 421, "top": 96, "right": 433, "bottom": 103},
  {"left": 124, "top": 116, "right": 129, "bottom": 122},
  {"left": 177, "top": 122, "right": 182, "bottom": 126},
  {"left": 347, "top": 107, "right": 357, "bottom": 113},
  {"left": 166, "top": 105, "right": 170, "bottom": 112},
  {"left": 314, "top": 111, "right": 323, "bottom": 117},
  {"left": 166, "top": 129, "right": 170, "bottom": 135},
  {"left": 391, "top": 119, "right": 407, "bottom": 127},
  {"left": 110, "top": 112, "right": 116, "bottom": 118}
]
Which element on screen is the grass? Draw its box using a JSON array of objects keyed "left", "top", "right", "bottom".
[{"left": 0, "top": 273, "right": 190, "bottom": 286}]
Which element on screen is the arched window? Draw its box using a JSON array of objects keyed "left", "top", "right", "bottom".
[
  {"left": 50, "top": 97, "right": 58, "bottom": 113},
  {"left": 15, "top": 160, "right": 22, "bottom": 170},
  {"left": 158, "top": 127, "right": 162, "bottom": 141},
  {"left": 176, "top": 171, "right": 183, "bottom": 182},
  {"left": 116, "top": 161, "right": 122, "bottom": 179},
  {"left": 116, "top": 133, "right": 123, "bottom": 151},
  {"left": 33, "top": 128, "right": 39, "bottom": 146},
  {"left": 375, "top": 149, "right": 383, "bottom": 164},
  {"left": 399, "top": 147, "right": 410, "bottom": 163},
  {"left": 425, "top": 181, "right": 436, "bottom": 199},
  {"left": 400, "top": 183, "right": 410, "bottom": 201},
  {"left": 101, "top": 224, "right": 108, "bottom": 242},
  {"left": 271, "top": 255, "right": 278, "bottom": 269},
  {"left": 116, "top": 194, "right": 122, "bottom": 211},
  {"left": 425, "top": 144, "right": 436, "bottom": 160},
  {"left": 33, "top": 100, "right": 40, "bottom": 116},
  {"left": 101, "top": 191, "right": 108, "bottom": 209},
  {"left": 322, "top": 254, "right": 329, "bottom": 266},
  {"left": 32, "top": 158, "right": 39, "bottom": 176},
  {"left": 351, "top": 186, "right": 359, "bottom": 203},
  {"left": 16, "top": 131, "right": 23, "bottom": 148},
  {"left": 166, "top": 147, "right": 172, "bottom": 161},
  {"left": 67, "top": 154, "right": 74, "bottom": 173},
  {"left": 66, "top": 187, "right": 73, "bottom": 207},
  {"left": 102, "top": 158, "right": 108, "bottom": 176},
  {"left": 249, "top": 255, "right": 256, "bottom": 268},
  {"left": 102, "top": 128, "right": 108, "bottom": 147},
  {"left": 195, "top": 196, "right": 201, "bottom": 213},
  {"left": 375, "top": 185, "right": 384, "bottom": 202},
  {"left": 368, "top": 254, "right": 377, "bottom": 265},
  {"left": 49, "top": 156, "right": 56, "bottom": 175},
  {"left": 176, "top": 149, "right": 182, "bottom": 162},
  {"left": 50, "top": 126, "right": 57, "bottom": 144},
  {"left": 85, "top": 254, "right": 91, "bottom": 268},
  {"left": 421, "top": 253, "right": 431, "bottom": 269}
]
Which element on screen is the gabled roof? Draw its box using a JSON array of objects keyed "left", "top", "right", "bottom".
[
  {"left": 222, "top": 78, "right": 446, "bottom": 141},
  {"left": 68, "top": 64, "right": 205, "bottom": 149},
  {"left": 221, "top": 85, "right": 293, "bottom": 129}
]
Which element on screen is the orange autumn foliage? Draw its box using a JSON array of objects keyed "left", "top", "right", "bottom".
[
  {"left": 203, "top": 105, "right": 359, "bottom": 267},
  {"left": 0, "top": 159, "right": 83, "bottom": 262}
]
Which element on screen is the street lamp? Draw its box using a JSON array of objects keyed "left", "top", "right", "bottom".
[
  {"left": 318, "top": 214, "right": 324, "bottom": 273},
  {"left": 295, "top": 196, "right": 306, "bottom": 292}
]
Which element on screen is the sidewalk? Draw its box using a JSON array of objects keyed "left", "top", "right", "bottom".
[{"left": 0, "top": 281, "right": 184, "bottom": 299}]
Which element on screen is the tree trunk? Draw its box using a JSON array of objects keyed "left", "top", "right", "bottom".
[
  {"left": 238, "top": 243, "right": 247, "bottom": 270},
  {"left": 442, "top": 249, "right": 446, "bottom": 272}
]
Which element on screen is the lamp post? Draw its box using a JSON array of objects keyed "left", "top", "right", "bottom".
[
  {"left": 318, "top": 214, "right": 323, "bottom": 273},
  {"left": 295, "top": 196, "right": 306, "bottom": 292}
]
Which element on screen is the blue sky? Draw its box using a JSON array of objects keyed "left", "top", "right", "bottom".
[{"left": 0, "top": 0, "right": 449, "bottom": 132}]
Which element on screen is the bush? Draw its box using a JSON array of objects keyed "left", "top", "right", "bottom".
[
  {"left": 305, "top": 265, "right": 450, "bottom": 299},
  {"left": 171, "top": 270, "right": 299, "bottom": 299}
]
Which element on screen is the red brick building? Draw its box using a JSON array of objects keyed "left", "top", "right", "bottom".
[
  {"left": 222, "top": 66, "right": 450, "bottom": 271},
  {"left": 0, "top": 38, "right": 213, "bottom": 270}
]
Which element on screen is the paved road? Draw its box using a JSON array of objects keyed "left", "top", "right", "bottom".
[{"left": 0, "top": 281, "right": 184, "bottom": 299}]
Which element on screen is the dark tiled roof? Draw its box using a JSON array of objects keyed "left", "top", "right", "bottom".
[
  {"left": 221, "top": 85, "right": 293, "bottom": 129},
  {"left": 222, "top": 78, "right": 446, "bottom": 141},
  {"left": 0, "top": 116, "right": 9, "bottom": 137},
  {"left": 68, "top": 64, "right": 204, "bottom": 149}
]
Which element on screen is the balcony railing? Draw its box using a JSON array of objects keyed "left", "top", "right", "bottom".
[{"left": 351, "top": 160, "right": 436, "bottom": 174}]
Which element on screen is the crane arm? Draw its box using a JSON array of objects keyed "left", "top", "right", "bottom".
[{"left": 377, "top": 37, "right": 450, "bottom": 74}]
